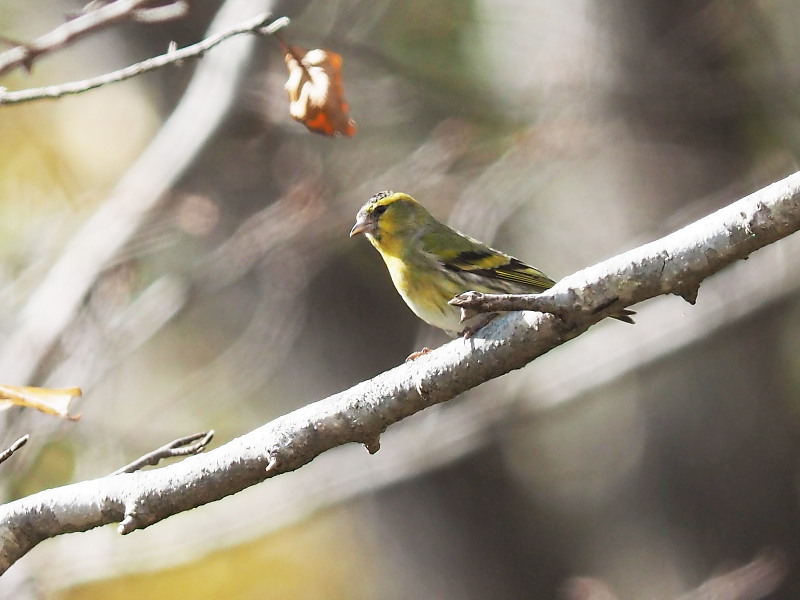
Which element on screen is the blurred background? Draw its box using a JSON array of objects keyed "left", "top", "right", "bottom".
[{"left": 1, "top": 0, "right": 800, "bottom": 598}]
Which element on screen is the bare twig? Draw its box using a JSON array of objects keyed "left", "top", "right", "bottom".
[
  {"left": 0, "top": 14, "right": 290, "bottom": 105},
  {"left": 110, "top": 431, "right": 214, "bottom": 475},
  {"left": 450, "top": 291, "right": 563, "bottom": 323},
  {"left": 1, "top": 170, "right": 799, "bottom": 573},
  {"left": 0, "top": 435, "right": 29, "bottom": 467},
  {"left": 0, "top": 0, "right": 180, "bottom": 76}
]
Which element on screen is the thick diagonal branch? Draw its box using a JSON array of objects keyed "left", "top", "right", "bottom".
[{"left": 0, "top": 170, "right": 799, "bottom": 575}]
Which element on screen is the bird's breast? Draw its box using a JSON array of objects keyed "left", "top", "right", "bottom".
[{"left": 382, "top": 254, "right": 463, "bottom": 333}]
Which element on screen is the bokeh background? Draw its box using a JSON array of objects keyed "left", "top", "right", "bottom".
[{"left": 2, "top": 0, "right": 800, "bottom": 598}]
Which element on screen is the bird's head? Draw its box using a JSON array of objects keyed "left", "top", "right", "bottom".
[{"left": 350, "top": 191, "right": 431, "bottom": 248}]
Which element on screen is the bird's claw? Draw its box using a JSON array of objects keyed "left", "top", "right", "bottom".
[{"left": 406, "top": 347, "right": 433, "bottom": 361}]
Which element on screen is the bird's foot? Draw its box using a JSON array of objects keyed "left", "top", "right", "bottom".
[
  {"left": 406, "top": 347, "right": 433, "bottom": 361},
  {"left": 460, "top": 313, "right": 499, "bottom": 338}
]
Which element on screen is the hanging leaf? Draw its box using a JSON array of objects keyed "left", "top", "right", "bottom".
[
  {"left": 281, "top": 42, "right": 356, "bottom": 137},
  {"left": 0, "top": 385, "right": 82, "bottom": 420}
]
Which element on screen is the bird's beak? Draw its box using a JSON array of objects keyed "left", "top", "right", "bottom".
[{"left": 350, "top": 214, "right": 374, "bottom": 237}]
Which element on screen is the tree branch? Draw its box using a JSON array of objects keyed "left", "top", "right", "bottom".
[
  {"left": 0, "top": 171, "right": 799, "bottom": 574},
  {"left": 0, "top": 436, "right": 28, "bottom": 467},
  {"left": 0, "top": 0, "right": 182, "bottom": 76},
  {"left": 451, "top": 290, "right": 576, "bottom": 322},
  {"left": 109, "top": 431, "right": 214, "bottom": 475},
  {"left": 27, "top": 181, "right": 800, "bottom": 586},
  {"left": 0, "top": 13, "right": 289, "bottom": 105}
]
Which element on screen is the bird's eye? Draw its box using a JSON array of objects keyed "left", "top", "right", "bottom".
[{"left": 373, "top": 205, "right": 388, "bottom": 217}]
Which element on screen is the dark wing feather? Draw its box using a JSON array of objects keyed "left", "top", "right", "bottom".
[{"left": 436, "top": 244, "right": 556, "bottom": 293}]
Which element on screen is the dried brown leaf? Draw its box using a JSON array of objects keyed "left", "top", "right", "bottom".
[{"left": 281, "top": 42, "right": 356, "bottom": 137}]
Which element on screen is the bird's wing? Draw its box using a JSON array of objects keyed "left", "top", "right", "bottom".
[{"left": 419, "top": 227, "right": 556, "bottom": 292}]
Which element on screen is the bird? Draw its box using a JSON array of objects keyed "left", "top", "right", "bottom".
[{"left": 350, "top": 190, "right": 634, "bottom": 338}]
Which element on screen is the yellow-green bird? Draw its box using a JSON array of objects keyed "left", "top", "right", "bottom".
[{"left": 350, "top": 190, "right": 634, "bottom": 337}]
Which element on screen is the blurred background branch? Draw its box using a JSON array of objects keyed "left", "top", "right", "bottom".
[
  {"left": 563, "top": 549, "right": 787, "bottom": 600},
  {"left": 0, "top": 0, "right": 279, "bottom": 390}
]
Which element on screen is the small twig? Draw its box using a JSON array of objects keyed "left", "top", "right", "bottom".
[
  {"left": 0, "top": 435, "right": 29, "bottom": 467},
  {"left": 0, "top": 0, "right": 173, "bottom": 76},
  {"left": 450, "top": 288, "right": 634, "bottom": 325},
  {"left": 110, "top": 430, "right": 214, "bottom": 475},
  {"left": 275, "top": 35, "right": 306, "bottom": 69},
  {"left": 0, "top": 14, "right": 290, "bottom": 105},
  {"left": 450, "top": 290, "right": 564, "bottom": 323}
]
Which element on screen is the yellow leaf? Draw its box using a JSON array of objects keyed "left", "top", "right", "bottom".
[{"left": 0, "top": 385, "right": 81, "bottom": 420}]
